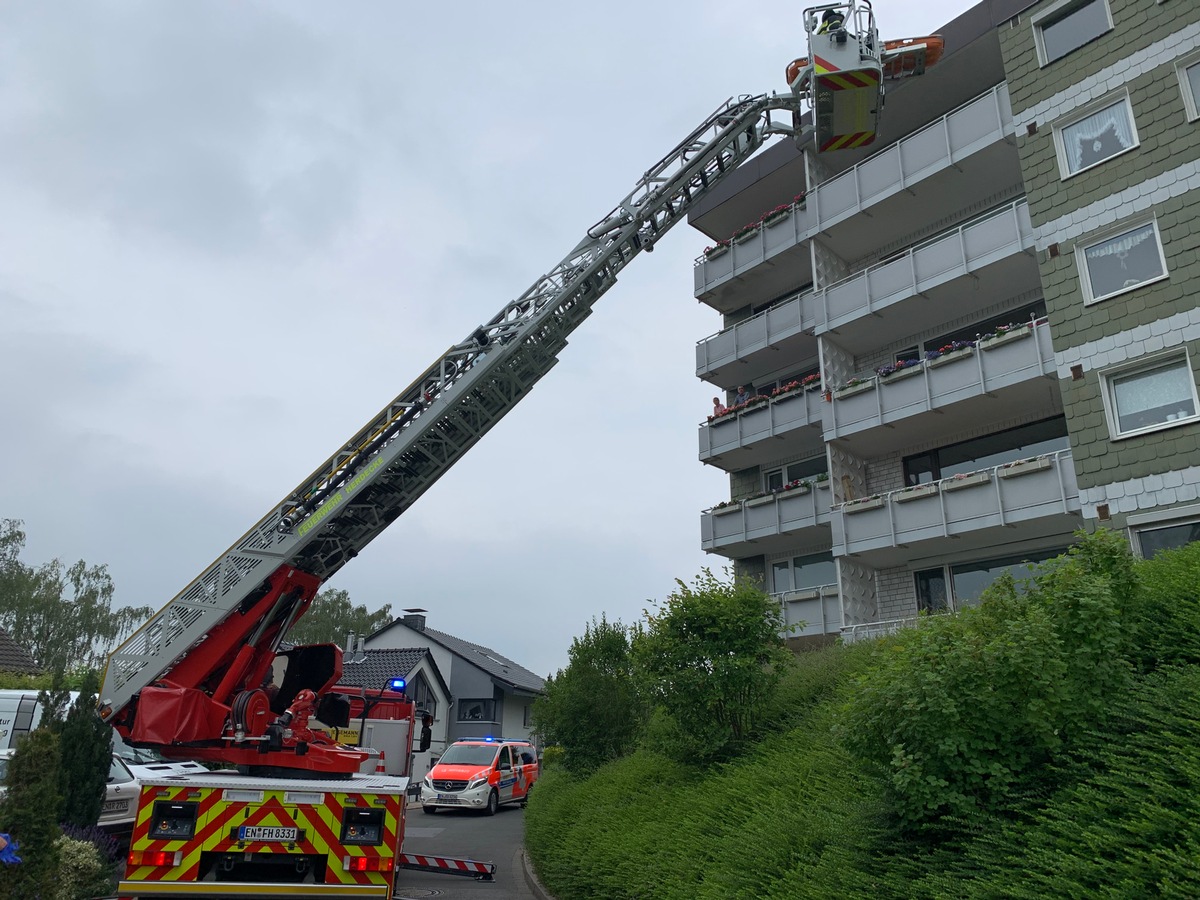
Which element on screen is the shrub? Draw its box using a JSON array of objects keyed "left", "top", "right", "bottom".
[
  {"left": 0, "top": 728, "right": 64, "bottom": 899},
  {"left": 1127, "top": 539, "right": 1200, "bottom": 671},
  {"left": 52, "top": 833, "right": 113, "bottom": 900}
]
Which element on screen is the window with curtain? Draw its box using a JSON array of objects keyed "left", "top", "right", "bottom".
[
  {"left": 1104, "top": 354, "right": 1198, "bottom": 437},
  {"left": 1057, "top": 97, "right": 1136, "bottom": 175},
  {"left": 1079, "top": 221, "right": 1166, "bottom": 303}
]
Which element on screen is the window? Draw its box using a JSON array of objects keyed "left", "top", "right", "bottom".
[
  {"left": 409, "top": 671, "right": 436, "bottom": 719},
  {"left": 1134, "top": 519, "right": 1200, "bottom": 557},
  {"left": 1054, "top": 95, "right": 1137, "bottom": 176},
  {"left": 915, "top": 547, "right": 1067, "bottom": 612},
  {"left": 903, "top": 418, "right": 1069, "bottom": 485},
  {"left": 764, "top": 456, "right": 828, "bottom": 492},
  {"left": 1076, "top": 220, "right": 1167, "bottom": 304},
  {"left": 523, "top": 704, "right": 533, "bottom": 727},
  {"left": 457, "top": 699, "right": 496, "bottom": 722},
  {"left": 771, "top": 553, "right": 837, "bottom": 593},
  {"left": 1101, "top": 352, "right": 1199, "bottom": 439},
  {"left": 1033, "top": 0, "right": 1111, "bottom": 66},
  {"left": 1177, "top": 53, "right": 1200, "bottom": 122}
]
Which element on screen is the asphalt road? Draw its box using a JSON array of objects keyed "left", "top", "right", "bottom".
[{"left": 394, "top": 802, "right": 545, "bottom": 900}]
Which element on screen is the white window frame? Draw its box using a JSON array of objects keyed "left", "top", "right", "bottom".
[
  {"left": 1099, "top": 350, "right": 1200, "bottom": 441},
  {"left": 1052, "top": 91, "right": 1138, "bottom": 178},
  {"left": 1074, "top": 217, "right": 1168, "bottom": 305},
  {"left": 1032, "top": 0, "right": 1112, "bottom": 67},
  {"left": 1128, "top": 503, "right": 1200, "bottom": 557},
  {"left": 1175, "top": 49, "right": 1200, "bottom": 123}
]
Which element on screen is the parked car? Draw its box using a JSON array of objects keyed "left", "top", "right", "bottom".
[{"left": 0, "top": 748, "right": 140, "bottom": 847}]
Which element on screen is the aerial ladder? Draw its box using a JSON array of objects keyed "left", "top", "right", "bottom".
[
  {"left": 99, "top": 92, "right": 807, "bottom": 777},
  {"left": 786, "top": 0, "right": 944, "bottom": 152}
]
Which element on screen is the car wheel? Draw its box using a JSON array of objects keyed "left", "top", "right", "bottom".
[
  {"left": 521, "top": 786, "right": 532, "bottom": 808},
  {"left": 483, "top": 790, "right": 498, "bottom": 816},
  {"left": 422, "top": 805, "right": 437, "bottom": 815}
]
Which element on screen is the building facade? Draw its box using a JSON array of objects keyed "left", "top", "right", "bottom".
[
  {"left": 365, "top": 612, "right": 545, "bottom": 746},
  {"left": 690, "top": 0, "right": 1200, "bottom": 645}
]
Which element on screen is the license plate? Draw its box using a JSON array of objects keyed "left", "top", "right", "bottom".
[
  {"left": 102, "top": 799, "right": 128, "bottom": 813},
  {"left": 238, "top": 826, "right": 298, "bottom": 842},
  {"left": 436, "top": 794, "right": 459, "bottom": 802}
]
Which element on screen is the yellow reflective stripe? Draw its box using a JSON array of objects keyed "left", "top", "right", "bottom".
[{"left": 117, "top": 883, "right": 389, "bottom": 897}]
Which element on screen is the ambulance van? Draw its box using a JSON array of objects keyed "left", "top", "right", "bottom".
[{"left": 420, "top": 736, "right": 539, "bottom": 815}]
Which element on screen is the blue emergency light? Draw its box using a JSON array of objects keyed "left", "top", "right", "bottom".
[{"left": 388, "top": 677, "right": 406, "bottom": 692}]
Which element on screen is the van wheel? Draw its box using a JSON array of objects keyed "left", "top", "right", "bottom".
[
  {"left": 484, "top": 790, "right": 498, "bottom": 816},
  {"left": 521, "top": 786, "right": 532, "bottom": 808},
  {"left": 422, "top": 805, "right": 437, "bottom": 815}
]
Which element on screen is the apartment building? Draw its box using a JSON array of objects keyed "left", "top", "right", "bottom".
[{"left": 691, "top": 0, "right": 1200, "bottom": 646}]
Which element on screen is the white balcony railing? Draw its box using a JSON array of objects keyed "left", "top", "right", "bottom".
[
  {"left": 809, "top": 199, "right": 1034, "bottom": 333},
  {"left": 825, "top": 316, "right": 1053, "bottom": 440},
  {"left": 701, "top": 484, "right": 832, "bottom": 552},
  {"left": 831, "top": 449, "right": 1080, "bottom": 557},
  {"left": 693, "top": 84, "right": 1014, "bottom": 297},
  {"left": 700, "top": 385, "right": 824, "bottom": 460},
  {"left": 695, "top": 289, "right": 816, "bottom": 377},
  {"left": 841, "top": 615, "right": 921, "bottom": 643},
  {"left": 773, "top": 584, "right": 843, "bottom": 637}
]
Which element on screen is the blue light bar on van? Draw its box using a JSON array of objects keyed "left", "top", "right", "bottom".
[{"left": 387, "top": 678, "right": 406, "bottom": 692}]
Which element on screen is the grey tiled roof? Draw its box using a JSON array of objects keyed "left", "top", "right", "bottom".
[
  {"left": 417, "top": 627, "right": 545, "bottom": 695},
  {"left": 338, "top": 648, "right": 431, "bottom": 691},
  {"left": 0, "top": 628, "right": 39, "bottom": 675}
]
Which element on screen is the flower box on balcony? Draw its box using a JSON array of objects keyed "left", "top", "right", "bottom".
[
  {"left": 746, "top": 495, "right": 775, "bottom": 508},
  {"left": 733, "top": 226, "right": 760, "bottom": 244},
  {"left": 941, "top": 471, "right": 991, "bottom": 492},
  {"left": 762, "top": 210, "right": 791, "bottom": 228},
  {"left": 878, "top": 364, "right": 923, "bottom": 383},
  {"left": 712, "top": 504, "right": 741, "bottom": 516},
  {"left": 783, "top": 588, "right": 823, "bottom": 602},
  {"left": 842, "top": 496, "right": 883, "bottom": 514},
  {"left": 927, "top": 347, "right": 974, "bottom": 369},
  {"left": 979, "top": 325, "right": 1033, "bottom": 350},
  {"left": 815, "top": 478, "right": 830, "bottom": 490},
  {"left": 771, "top": 388, "right": 805, "bottom": 404},
  {"left": 894, "top": 483, "right": 939, "bottom": 503},
  {"left": 832, "top": 380, "right": 875, "bottom": 400},
  {"left": 779, "top": 483, "right": 811, "bottom": 497},
  {"left": 998, "top": 456, "right": 1052, "bottom": 479},
  {"left": 703, "top": 245, "right": 729, "bottom": 261}
]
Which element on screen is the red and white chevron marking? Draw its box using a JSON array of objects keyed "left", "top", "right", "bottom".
[{"left": 398, "top": 852, "right": 497, "bottom": 880}]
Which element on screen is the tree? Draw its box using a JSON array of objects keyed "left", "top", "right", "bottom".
[
  {"left": 51, "top": 671, "right": 112, "bottom": 830},
  {"left": 0, "top": 728, "right": 63, "bottom": 899},
  {"left": 532, "top": 616, "right": 645, "bottom": 774},
  {"left": 0, "top": 519, "right": 153, "bottom": 674},
  {"left": 284, "top": 588, "right": 392, "bottom": 647},
  {"left": 633, "top": 568, "right": 792, "bottom": 763}
]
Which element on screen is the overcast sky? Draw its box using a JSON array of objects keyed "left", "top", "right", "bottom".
[{"left": 0, "top": 0, "right": 973, "bottom": 680}]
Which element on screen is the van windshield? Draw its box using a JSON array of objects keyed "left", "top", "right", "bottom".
[{"left": 438, "top": 745, "right": 498, "bottom": 766}]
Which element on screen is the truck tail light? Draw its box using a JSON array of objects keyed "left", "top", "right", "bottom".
[
  {"left": 128, "top": 849, "right": 182, "bottom": 868},
  {"left": 344, "top": 855, "right": 394, "bottom": 872}
]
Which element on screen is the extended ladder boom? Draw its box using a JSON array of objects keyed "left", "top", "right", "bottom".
[{"left": 100, "top": 91, "right": 801, "bottom": 731}]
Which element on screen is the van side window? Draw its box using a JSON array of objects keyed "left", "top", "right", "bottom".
[{"left": 498, "top": 746, "right": 512, "bottom": 769}]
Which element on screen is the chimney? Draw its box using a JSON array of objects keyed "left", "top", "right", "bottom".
[
  {"left": 345, "top": 632, "right": 356, "bottom": 655},
  {"left": 402, "top": 607, "right": 428, "bottom": 632}
]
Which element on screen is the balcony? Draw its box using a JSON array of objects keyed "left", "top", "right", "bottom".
[
  {"left": 810, "top": 200, "right": 1037, "bottom": 354},
  {"left": 701, "top": 484, "right": 833, "bottom": 558},
  {"left": 824, "top": 318, "right": 1058, "bottom": 455},
  {"left": 700, "top": 386, "right": 826, "bottom": 468},
  {"left": 693, "top": 85, "right": 1016, "bottom": 312},
  {"left": 830, "top": 450, "right": 1082, "bottom": 569},
  {"left": 696, "top": 289, "right": 818, "bottom": 385},
  {"left": 774, "top": 585, "right": 843, "bottom": 638}
]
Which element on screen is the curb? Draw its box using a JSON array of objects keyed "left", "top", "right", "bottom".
[{"left": 521, "top": 848, "right": 556, "bottom": 900}]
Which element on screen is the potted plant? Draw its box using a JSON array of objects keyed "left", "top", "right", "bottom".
[
  {"left": 800, "top": 373, "right": 823, "bottom": 392},
  {"left": 815, "top": 472, "right": 830, "bottom": 489},
  {"left": 925, "top": 340, "right": 976, "bottom": 368},
  {"left": 793, "top": 190, "right": 808, "bottom": 209},
  {"left": 703, "top": 239, "right": 731, "bottom": 261},
  {"left": 761, "top": 203, "right": 792, "bottom": 227},
  {"left": 894, "top": 482, "right": 939, "bottom": 502},
  {"left": 842, "top": 495, "right": 884, "bottom": 513},
  {"left": 832, "top": 377, "right": 875, "bottom": 399},
  {"left": 941, "top": 470, "right": 991, "bottom": 491},
  {"left": 770, "top": 379, "right": 804, "bottom": 400},
  {"left": 732, "top": 222, "right": 760, "bottom": 244},
  {"left": 711, "top": 500, "right": 741, "bottom": 514},
  {"left": 979, "top": 322, "right": 1033, "bottom": 349},
  {"left": 998, "top": 455, "right": 1053, "bottom": 479},
  {"left": 876, "top": 358, "right": 923, "bottom": 381},
  {"left": 779, "top": 479, "right": 811, "bottom": 496}
]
